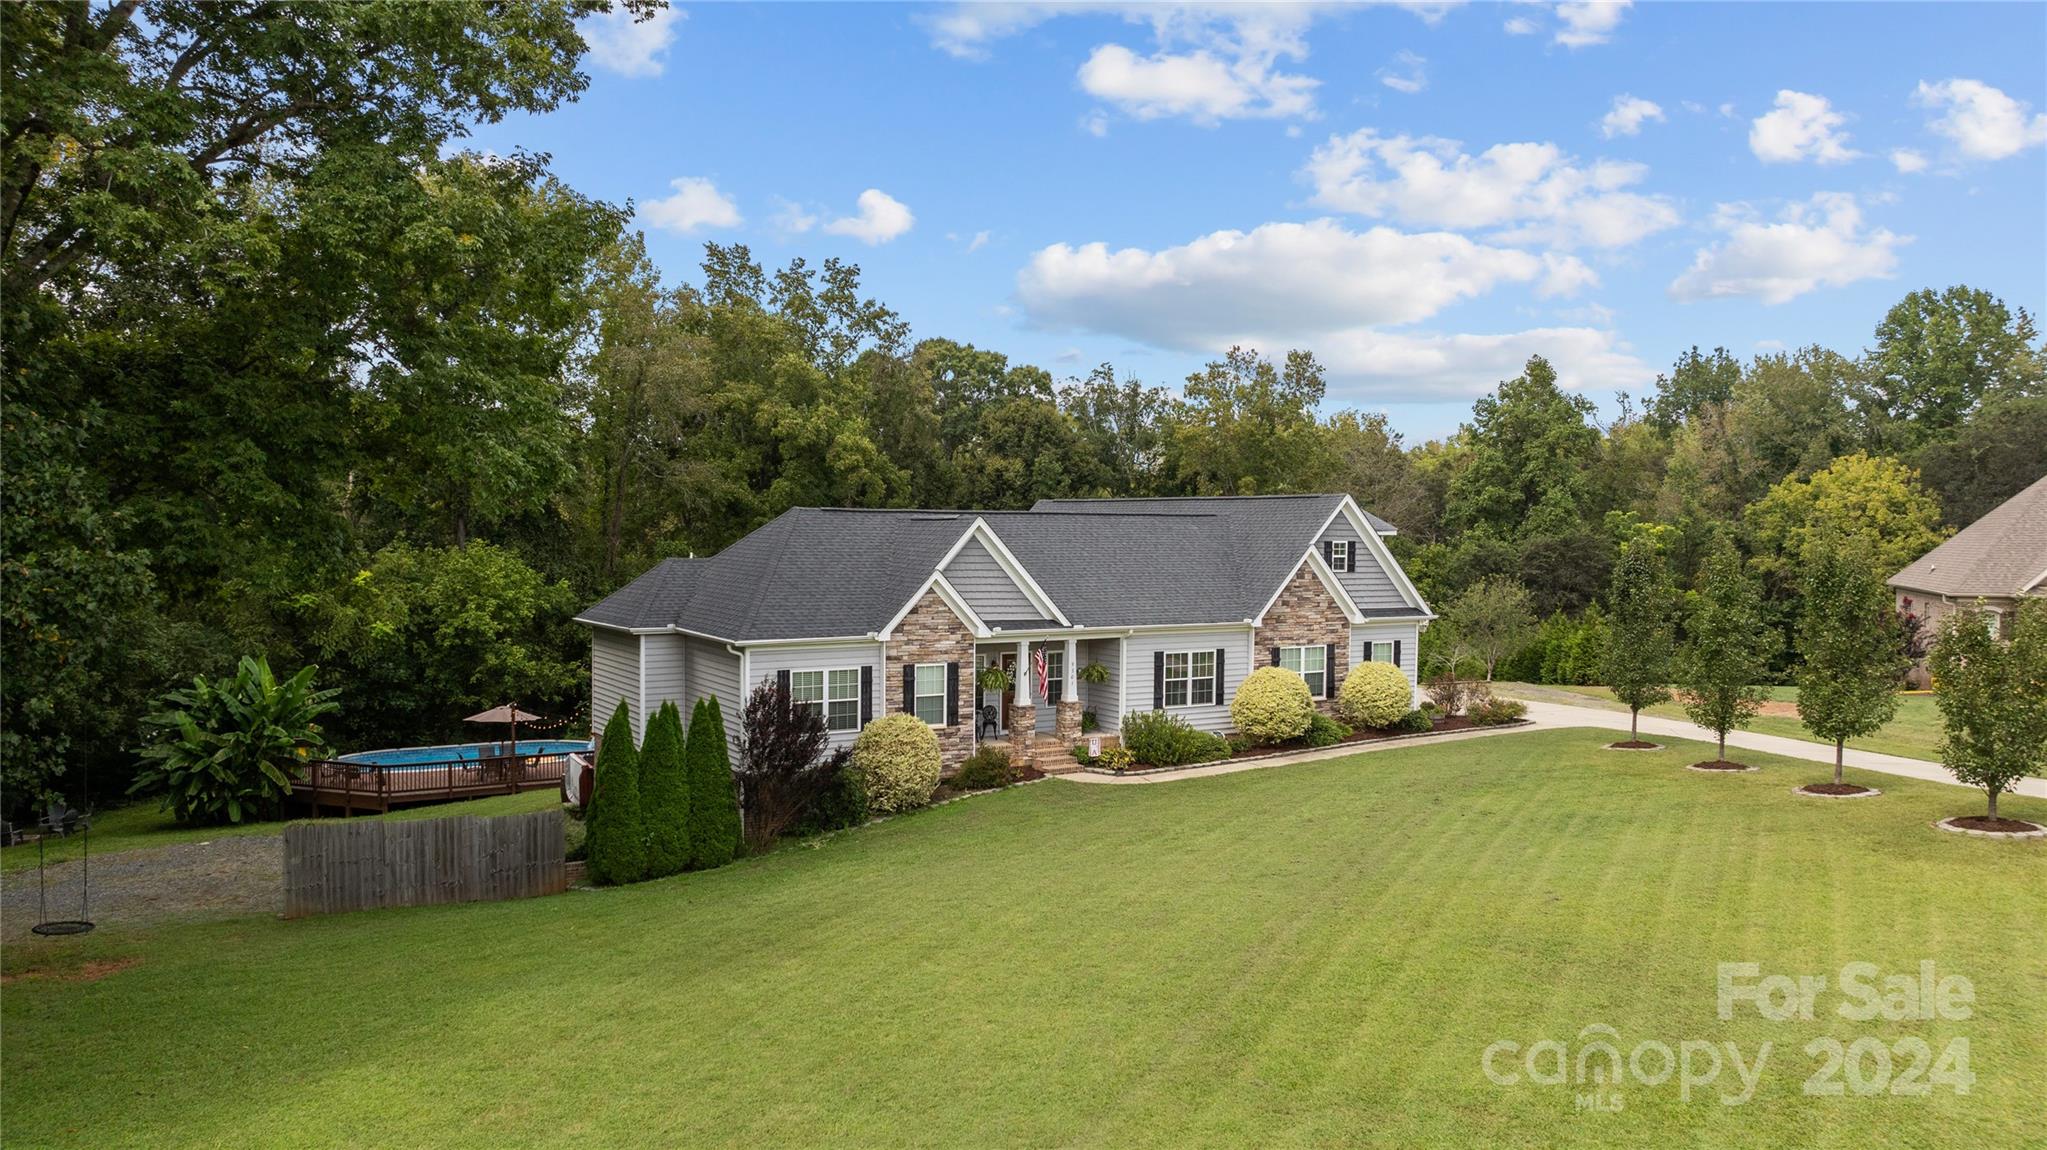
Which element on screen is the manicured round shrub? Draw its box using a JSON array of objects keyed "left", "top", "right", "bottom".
[
  {"left": 1231, "top": 665, "right": 1316, "bottom": 744},
  {"left": 850, "top": 713, "right": 941, "bottom": 815},
  {"left": 1338, "top": 661, "right": 1412, "bottom": 729},
  {"left": 950, "top": 746, "right": 1014, "bottom": 791}
]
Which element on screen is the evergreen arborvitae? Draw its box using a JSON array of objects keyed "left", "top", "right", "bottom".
[
  {"left": 1795, "top": 539, "right": 1907, "bottom": 785},
  {"left": 1674, "top": 543, "right": 1774, "bottom": 763},
  {"left": 1602, "top": 539, "right": 1676, "bottom": 742},
  {"left": 685, "top": 696, "right": 742, "bottom": 869},
  {"left": 585, "top": 701, "right": 647, "bottom": 885},
  {"left": 638, "top": 701, "right": 692, "bottom": 878}
]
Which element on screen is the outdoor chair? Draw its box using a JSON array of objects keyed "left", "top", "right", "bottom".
[{"left": 978, "top": 704, "right": 1000, "bottom": 740}]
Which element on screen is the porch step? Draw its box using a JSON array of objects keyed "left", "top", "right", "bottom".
[{"left": 1029, "top": 737, "right": 1086, "bottom": 775}]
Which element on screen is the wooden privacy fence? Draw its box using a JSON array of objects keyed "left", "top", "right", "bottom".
[{"left": 283, "top": 809, "right": 566, "bottom": 918}]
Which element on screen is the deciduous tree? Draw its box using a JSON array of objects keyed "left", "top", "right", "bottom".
[
  {"left": 1928, "top": 600, "right": 2047, "bottom": 821},
  {"left": 1674, "top": 544, "right": 1774, "bottom": 763},
  {"left": 1601, "top": 540, "right": 1676, "bottom": 742},
  {"left": 1794, "top": 539, "right": 1907, "bottom": 786}
]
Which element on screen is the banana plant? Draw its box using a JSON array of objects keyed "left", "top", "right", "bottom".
[{"left": 133, "top": 656, "right": 342, "bottom": 825}]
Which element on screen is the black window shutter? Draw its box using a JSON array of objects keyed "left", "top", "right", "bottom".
[
  {"left": 1340, "top": 543, "right": 1352, "bottom": 572},
  {"left": 1393, "top": 639, "right": 1403, "bottom": 671},
  {"left": 901, "top": 664, "right": 914, "bottom": 713},
  {"left": 860, "top": 665, "right": 873, "bottom": 725},
  {"left": 776, "top": 669, "right": 792, "bottom": 717},
  {"left": 1270, "top": 646, "right": 1281, "bottom": 667},
  {"left": 1321, "top": 540, "right": 1333, "bottom": 567},
  {"left": 1213, "top": 648, "right": 1225, "bottom": 703},
  {"left": 946, "top": 662, "right": 960, "bottom": 726},
  {"left": 1152, "top": 650, "right": 1165, "bottom": 710},
  {"left": 1325, "top": 643, "right": 1337, "bottom": 693}
]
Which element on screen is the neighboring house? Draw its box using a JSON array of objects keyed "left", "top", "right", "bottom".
[
  {"left": 1889, "top": 474, "right": 2047, "bottom": 675},
  {"left": 574, "top": 495, "right": 1433, "bottom": 772}
]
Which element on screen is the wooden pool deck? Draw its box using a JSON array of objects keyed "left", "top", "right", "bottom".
[{"left": 293, "top": 753, "right": 579, "bottom": 816}]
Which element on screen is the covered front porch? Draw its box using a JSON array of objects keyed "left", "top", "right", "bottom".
[{"left": 971, "top": 634, "right": 1121, "bottom": 751}]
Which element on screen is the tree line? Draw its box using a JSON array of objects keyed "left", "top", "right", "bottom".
[{"left": 4, "top": 2, "right": 2044, "bottom": 819}]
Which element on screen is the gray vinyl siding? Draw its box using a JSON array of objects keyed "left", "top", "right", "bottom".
[
  {"left": 942, "top": 537, "right": 1039, "bottom": 620},
  {"left": 1350, "top": 622, "right": 1421, "bottom": 700},
  {"left": 682, "top": 636, "right": 743, "bottom": 762},
  {"left": 743, "top": 641, "right": 886, "bottom": 753},
  {"left": 1324, "top": 517, "right": 1412, "bottom": 612},
  {"left": 1123, "top": 628, "right": 1255, "bottom": 735},
  {"left": 642, "top": 634, "right": 687, "bottom": 740},
  {"left": 590, "top": 630, "right": 641, "bottom": 739},
  {"left": 1081, "top": 637, "right": 1121, "bottom": 732}
]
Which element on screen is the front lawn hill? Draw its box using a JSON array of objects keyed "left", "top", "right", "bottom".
[{"left": 5, "top": 729, "right": 2041, "bottom": 1148}]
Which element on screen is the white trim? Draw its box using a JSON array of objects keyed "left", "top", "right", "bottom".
[
  {"left": 1329, "top": 538, "right": 1352, "bottom": 574},
  {"left": 910, "top": 661, "right": 951, "bottom": 727},
  {"left": 1117, "top": 635, "right": 1127, "bottom": 720},
  {"left": 788, "top": 665, "right": 864, "bottom": 733},
  {"left": 1277, "top": 644, "right": 1330, "bottom": 699},
  {"left": 2025, "top": 566, "right": 2047, "bottom": 593},
  {"left": 1251, "top": 548, "right": 1367, "bottom": 627},
  {"left": 877, "top": 572, "right": 991, "bottom": 640},
  {"left": 734, "top": 634, "right": 880, "bottom": 650},
  {"left": 636, "top": 634, "right": 647, "bottom": 736},
  {"left": 1159, "top": 648, "right": 1220, "bottom": 709},
  {"left": 1317, "top": 497, "right": 1434, "bottom": 618},
  {"left": 934, "top": 518, "right": 1071, "bottom": 626}
]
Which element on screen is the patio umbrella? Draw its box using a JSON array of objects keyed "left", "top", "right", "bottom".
[{"left": 465, "top": 705, "right": 545, "bottom": 755}]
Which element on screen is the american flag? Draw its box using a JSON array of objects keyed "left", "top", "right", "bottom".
[{"left": 1033, "top": 647, "right": 1048, "bottom": 702}]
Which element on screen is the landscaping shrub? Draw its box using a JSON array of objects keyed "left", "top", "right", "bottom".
[
  {"left": 638, "top": 701, "right": 691, "bottom": 878},
  {"left": 798, "top": 755, "right": 866, "bottom": 833},
  {"left": 1301, "top": 712, "right": 1352, "bottom": 747},
  {"left": 1425, "top": 671, "right": 1470, "bottom": 717},
  {"left": 585, "top": 701, "right": 646, "bottom": 885},
  {"left": 738, "top": 678, "right": 839, "bottom": 850},
  {"left": 1121, "top": 710, "right": 1230, "bottom": 766},
  {"left": 1231, "top": 666, "right": 1315, "bottom": 744},
  {"left": 1390, "top": 707, "right": 1433, "bottom": 733},
  {"left": 563, "top": 812, "right": 587, "bottom": 862},
  {"left": 950, "top": 746, "right": 1014, "bottom": 791},
  {"left": 1469, "top": 696, "right": 1528, "bottom": 725},
  {"left": 1337, "top": 661, "right": 1411, "bottom": 729},
  {"left": 132, "top": 655, "right": 340, "bottom": 826},
  {"left": 1080, "top": 710, "right": 1099, "bottom": 733},
  {"left": 684, "top": 697, "right": 742, "bottom": 869},
  {"left": 1095, "top": 746, "right": 1136, "bottom": 772},
  {"left": 850, "top": 713, "right": 941, "bottom": 815}
]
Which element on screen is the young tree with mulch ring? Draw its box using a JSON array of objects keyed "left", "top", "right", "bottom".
[
  {"left": 1673, "top": 543, "right": 1773, "bottom": 769},
  {"left": 585, "top": 701, "right": 647, "bottom": 885},
  {"left": 1793, "top": 539, "right": 1908, "bottom": 795},
  {"left": 638, "top": 701, "right": 691, "bottom": 877},
  {"left": 1445, "top": 576, "right": 1537, "bottom": 682},
  {"left": 1600, "top": 539, "right": 1675, "bottom": 748},
  {"left": 685, "top": 696, "right": 743, "bottom": 869},
  {"left": 1928, "top": 599, "right": 2047, "bottom": 830}
]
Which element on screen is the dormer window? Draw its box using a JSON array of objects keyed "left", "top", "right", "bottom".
[{"left": 1330, "top": 540, "right": 1351, "bottom": 573}]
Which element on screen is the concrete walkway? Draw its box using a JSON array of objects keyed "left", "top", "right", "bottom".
[{"left": 1058, "top": 703, "right": 2047, "bottom": 798}]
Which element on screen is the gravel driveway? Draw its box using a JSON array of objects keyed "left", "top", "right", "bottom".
[{"left": 1, "top": 836, "right": 281, "bottom": 939}]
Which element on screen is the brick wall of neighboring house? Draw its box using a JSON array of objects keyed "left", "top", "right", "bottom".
[
  {"left": 1255, "top": 562, "right": 1352, "bottom": 716},
  {"left": 888, "top": 590, "right": 976, "bottom": 773}
]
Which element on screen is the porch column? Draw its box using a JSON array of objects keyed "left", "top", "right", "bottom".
[
  {"left": 1054, "top": 635, "right": 1083, "bottom": 744},
  {"left": 1016, "top": 639, "right": 1033, "bottom": 706},
  {"left": 1009, "top": 638, "right": 1036, "bottom": 769},
  {"left": 1063, "top": 637, "right": 1077, "bottom": 696}
]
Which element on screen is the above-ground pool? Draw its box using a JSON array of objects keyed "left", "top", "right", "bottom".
[{"left": 338, "top": 739, "right": 593, "bottom": 769}]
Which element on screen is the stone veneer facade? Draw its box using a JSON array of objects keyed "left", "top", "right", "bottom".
[
  {"left": 887, "top": 589, "right": 976, "bottom": 772},
  {"left": 1007, "top": 703, "right": 1037, "bottom": 768},
  {"left": 1254, "top": 562, "right": 1353, "bottom": 716},
  {"left": 1054, "top": 699, "right": 1084, "bottom": 744}
]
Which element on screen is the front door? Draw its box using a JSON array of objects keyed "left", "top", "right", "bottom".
[{"left": 975, "top": 652, "right": 1016, "bottom": 735}]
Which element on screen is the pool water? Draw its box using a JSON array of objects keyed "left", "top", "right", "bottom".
[{"left": 338, "top": 739, "right": 593, "bottom": 768}]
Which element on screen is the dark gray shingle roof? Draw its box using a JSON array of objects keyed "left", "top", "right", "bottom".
[
  {"left": 1889, "top": 475, "right": 2047, "bottom": 598},
  {"left": 578, "top": 495, "right": 1413, "bottom": 639}
]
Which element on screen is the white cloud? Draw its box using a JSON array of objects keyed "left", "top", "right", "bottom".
[
  {"left": 1503, "top": 15, "right": 1539, "bottom": 35},
  {"left": 1081, "top": 109, "right": 1111, "bottom": 137},
  {"left": 1554, "top": 1, "right": 1630, "bottom": 48},
  {"left": 580, "top": 5, "right": 683, "bottom": 78},
  {"left": 1601, "top": 94, "right": 1665, "bottom": 138},
  {"left": 1016, "top": 219, "right": 1643, "bottom": 398},
  {"left": 1669, "top": 193, "right": 1908, "bottom": 304},
  {"left": 770, "top": 197, "right": 818, "bottom": 235},
  {"left": 1748, "top": 90, "right": 1860, "bottom": 164},
  {"left": 639, "top": 177, "right": 741, "bottom": 234},
  {"left": 1302, "top": 129, "right": 1680, "bottom": 249},
  {"left": 967, "top": 230, "right": 991, "bottom": 253},
  {"left": 824, "top": 189, "right": 916, "bottom": 245},
  {"left": 1889, "top": 148, "right": 1929, "bottom": 174},
  {"left": 1076, "top": 40, "right": 1316, "bottom": 123},
  {"left": 1377, "top": 50, "right": 1427, "bottom": 95},
  {"left": 1913, "top": 79, "right": 2047, "bottom": 161}
]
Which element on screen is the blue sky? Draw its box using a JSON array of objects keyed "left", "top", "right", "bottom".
[{"left": 469, "top": 2, "right": 2047, "bottom": 441}]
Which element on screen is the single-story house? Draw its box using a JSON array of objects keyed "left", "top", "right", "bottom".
[
  {"left": 575, "top": 495, "right": 1433, "bottom": 772},
  {"left": 1889, "top": 473, "right": 2047, "bottom": 668}
]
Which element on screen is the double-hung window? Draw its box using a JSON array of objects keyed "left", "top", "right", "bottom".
[
  {"left": 1368, "top": 641, "right": 1395, "bottom": 665},
  {"left": 792, "top": 668, "right": 861, "bottom": 732},
  {"left": 913, "top": 663, "right": 947, "bottom": 726},
  {"left": 1279, "top": 645, "right": 1328, "bottom": 698},
  {"left": 1163, "top": 650, "right": 1217, "bottom": 707},
  {"left": 1043, "top": 648, "right": 1064, "bottom": 705},
  {"left": 1330, "top": 540, "right": 1351, "bottom": 572}
]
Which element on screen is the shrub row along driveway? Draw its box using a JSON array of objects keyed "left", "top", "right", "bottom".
[{"left": 0, "top": 836, "right": 280, "bottom": 940}]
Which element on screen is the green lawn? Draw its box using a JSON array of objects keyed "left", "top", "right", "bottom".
[
  {"left": 2, "top": 790, "right": 563, "bottom": 874},
  {"left": 1499, "top": 683, "right": 1945, "bottom": 762},
  {"left": 4, "top": 729, "right": 2042, "bottom": 1148}
]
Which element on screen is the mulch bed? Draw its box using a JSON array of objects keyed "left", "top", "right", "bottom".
[
  {"left": 1224, "top": 715, "right": 1486, "bottom": 760},
  {"left": 930, "top": 762, "right": 1045, "bottom": 803},
  {"left": 1605, "top": 739, "right": 1661, "bottom": 750},
  {"left": 1940, "top": 815, "right": 2047, "bottom": 836},
  {"left": 1797, "top": 782, "right": 1877, "bottom": 796},
  {"left": 1686, "top": 760, "right": 1757, "bottom": 772}
]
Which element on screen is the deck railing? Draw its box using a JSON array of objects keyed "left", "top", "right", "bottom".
[{"left": 297, "top": 751, "right": 574, "bottom": 813}]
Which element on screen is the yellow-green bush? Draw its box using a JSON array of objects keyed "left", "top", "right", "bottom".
[
  {"left": 849, "top": 713, "right": 941, "bottom": 815},
  {"left": 1338, "top": 661, "right": 1412, "bottom": 729},
  {"left": 1231, "top": 665, "right": 1316, "bottom": 744}
]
